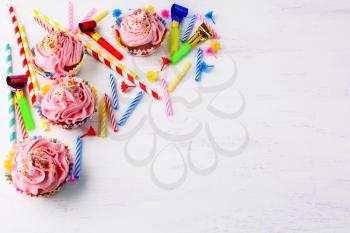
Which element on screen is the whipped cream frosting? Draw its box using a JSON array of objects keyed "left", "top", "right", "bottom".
[
  {"left": 11, "top": 138, "right": 72, "bottom": 196},
  {"left": 119, "top": 9, "right": 167, "bottom": 47},
  {"left": 33, "top": 31, "right": 84, "bottom": 75},
  {"left": 40, "top": 77, "right": 95, "bottom": 125}
]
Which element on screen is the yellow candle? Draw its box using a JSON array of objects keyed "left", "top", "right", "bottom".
[{"left": 98, "top": 97, "right": 107, "bottom": 138}]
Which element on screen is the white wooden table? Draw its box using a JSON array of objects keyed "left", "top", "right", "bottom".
[{"left": 0, "top": 0, "right": 349, "bottom": 232}]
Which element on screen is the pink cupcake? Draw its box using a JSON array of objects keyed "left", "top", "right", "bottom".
[
  {"left": 39, "top": 77, "right": 97, "bottom": 129},
  {"left": 115, "top": 8, "right": 167, "bottom": 56},
  {"left": 32, "top": 31, "right": 85, "bottom": 78},
  {"left": 4, "top": 137, "right": 73, "bottom": 197}
]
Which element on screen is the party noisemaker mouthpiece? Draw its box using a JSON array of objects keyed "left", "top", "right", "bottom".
[
  {"left": 79, "top": 20, "right": 97, "bottom": 32},
  {"left": 6, "top": 75, "right": 28, "bottom": 90},
  {"left": 168, "top": 3, "right": 188, "bottom": 55},
  {"left": 170, "top": 23, "right": 213, "bottom": 65}
]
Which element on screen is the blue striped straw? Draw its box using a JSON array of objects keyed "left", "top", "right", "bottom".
[
  {"left": 73, "top": 136, "right": 82, "bottom": 180},
  {"left": 108, "top": 73, "right": 119, "bottom": 110},
  {"left": 195, "top": 48, "right": 203, "bottom": 82},
  {"left": 181, "top": 15, "right": 197, "bottom": 43},
  {"left": 118, "top": 91, "right": 144, "bottom": 126},
  {"left": 5, "top": 44, "right": 16, "bottom": 146}
]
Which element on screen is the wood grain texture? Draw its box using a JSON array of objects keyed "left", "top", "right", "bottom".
[{"left": 0, "top": 0, "right": 349, "bottom": 233}]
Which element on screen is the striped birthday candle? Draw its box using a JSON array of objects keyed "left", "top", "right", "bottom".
[
  {"left": 118, "top": 91, "right": 144, "bottom": 126},
  {"left": 181, "top": 15, "right": 197, "bottom": 43},
  {"left": 104, "top": 94, "right": 119, "bottom": 132},
  {"left": 73, "top": 136, "right": 82, "bottom": 180},
  {"left": 5, "top": 44, "right": 16, "bottom": 146},
  {"left": 108, "top": 73, "right": 119, "bottom": 110},
  {"left": 195, "top": 48, "right": 203, "bottom": 82},
  {"left": 160, "top": 79, "right": 173, "bottom": 116},
  {"left": 68, "top": 1, "right": 74, "bottom": 31}
]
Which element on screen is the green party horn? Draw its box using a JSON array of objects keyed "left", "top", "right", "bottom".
[
  {"left": 170, "top": 23, "right": 213, "bottom": 65},
  {"left": 16, "top": 91, "right": 35, "bottom": 131}
]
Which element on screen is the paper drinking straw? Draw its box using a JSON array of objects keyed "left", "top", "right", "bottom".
[
  {"left": 168, "top": 62, "right": 192, "bottom": 92},
  {"left": 32, "top": 9, "right": 161, "bottom": 100},
  {"left": 108, "top": 73, "right": 119, "bottom": 110},
  {"left": 73, "top": 136, "right": 82, "bottom": 180},
  {"left": 68, "top": 1, "right": 74, "bottom": 31},
  {"left": 195, "top": 48, "right": 203, "bottom": 82},
  {"left": 98, "top": 97, "right": 107, "bottom": 137},
  {"left": 5, "top": 44, "right": 16, "bottom": 146},
  {"left": 181, "top": 15, "right": 197, "bottom": 43},
  {"left": 104, "top": 94, "right": 118, "bottom": 132},
  {"left": 9, "top": 6, "right": 37, "bottom": 106},
  {"left": 18, "top": 22, "right": 49, "bottom": 131},
  {"left": 72, "top": 8, "right": 96, "bottom": 34},
  {"left": 118, "top": 91, "right": 144, "bottom": 126}
]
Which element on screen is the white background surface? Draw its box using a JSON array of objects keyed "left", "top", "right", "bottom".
[{"left": 0, "top": 0, "right": 350, "bottom": 232}]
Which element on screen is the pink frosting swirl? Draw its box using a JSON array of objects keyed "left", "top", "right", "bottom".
[
  {"left": 11, "top": 138, "right": 72, "bottom": 196},
  {"left": 40, "top": 77, "right": 95, "bottom": 125},
  {"left": 119, "top": 9, "right": 167, "bottom": 47},
  {"left": 33, "top": 31, "right": 84, "bottom": 75}
]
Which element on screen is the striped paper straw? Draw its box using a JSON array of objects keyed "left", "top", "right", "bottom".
[
  {"left": 73, "top": 136, "right": 82, "bottom": 180},
  {"left": 181, "top": 15, "right": 197, "bottom": 43},
  {"left": 160, "top": 79, "right": 173, "bottom": 116},
  {"left": 118, "top": 91, "right": 144, "bottom": 126},
  {"left": 9, "top": 6, "right": 37, "bottom": 106},
  {"left": 68, "top": 1, "right": 74, "bottom": 32},
  {"left": 5, "top": 44, "right": 16, "bottom": 146},
  {"left": 32, "top": 9, "right": 161, "bottom": 100},
  {"left": 108, "top": 73, "right": 119, "bottom": 110},
  {"left": 98, "top": 97, "right": 107, "bottom": 137},
  {"left": 18, "top": 22, "right": 49, "bottom": 131},
  {"left": 15, "top": 102, "right": 28, "bottom": 140},
  {"left": 195, "top": 48, "right": 203, "bottom": 82},
  {"left": 72, "top": 8, "right": 97, "bottom": 34},
  {"left": 104, "top": 94, "right": 118, "bottom": 132}
]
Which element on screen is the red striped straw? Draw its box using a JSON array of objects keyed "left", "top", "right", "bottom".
[{"left": 8, "top": 6, "right": 37, "bottom": 106}]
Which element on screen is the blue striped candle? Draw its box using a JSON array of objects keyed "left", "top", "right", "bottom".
[
  {"left": 108, "top": 73, "right": 119, "bottom": 110},
  {"left": 181, "top": 15, "right": 197, "bottom": 43},
  {"left": 73, "top": 136, "right": 82, "bottom": 180},
  {"left": 118, "top": 91, "right": 144, "bottom": 126},
  {"left": 195, "top": 48, "right": 203, "bottom": 82}
]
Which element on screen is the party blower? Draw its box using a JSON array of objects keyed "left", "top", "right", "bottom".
[
  {"left": 7, "top": 75, "right": 35, "bottom": 131},
  {"left": 169, "top": 23, "right": 213, "bottom": 65},
  {"left": 168, "top": 3, "right": 188, "bottom": 55},
  {"left": 79, "top": 10, "right": 124, "bottom": 60}
]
